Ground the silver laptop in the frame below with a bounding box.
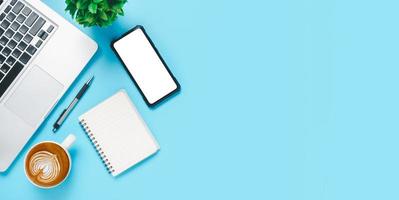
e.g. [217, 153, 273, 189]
[0, 0, 97, 172]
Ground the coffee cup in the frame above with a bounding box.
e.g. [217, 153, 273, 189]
[24, 134, 75, 189]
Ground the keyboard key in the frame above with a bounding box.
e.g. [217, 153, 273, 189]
[25, 12, 38, 27]
[21, 6, 31, 16]
[0, 63, 9, 73]
[11, 48, 21, 58]
[38, 30, 44, 37]
[0, 28, 4, 36]
[0, 37, 7, 46]
[5, 29, 14, 38]
[16, 14, 25, 23]
[6, 12, 15, 21]
[37, 29, 46, 37]
[35, 40, 42, 48]
[0, 72, 4, 80]
[18, 24, 27, 34]
[41, 32, 48, 40]
[13, 32, 22, 41]
[47, 25, 54, 33]
[22, 34, 32, 43]
[11, 27, 20, 35]
[10, 22, 19, 31]
[7, 40, 16, 49]
[5, 56, 15, 66]
[29, 17, 45, 36]
[12, 1, 24, 14]
[4, 5, 11, 13]
[2, 47, 10, 56]
[0, 36, 8, 45]
[1, 20, 10, 29]
[26, 45, 36, 55]
[10, 0, 16, 6]
[17, 41, 26, 50]
[0, 13, 5, 21]
[4, 29, 13, 38]
[19, 52, 30, 64]
[0, 54, 5, 64]
[0, 62, 23, 98]
[38, 30, 48, 40]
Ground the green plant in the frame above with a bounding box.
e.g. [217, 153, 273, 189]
[65, 0, 127, 27]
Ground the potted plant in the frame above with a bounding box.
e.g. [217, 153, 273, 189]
[65, 0, 128, 27]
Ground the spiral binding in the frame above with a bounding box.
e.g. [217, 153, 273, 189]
[79, 119, 116, 174]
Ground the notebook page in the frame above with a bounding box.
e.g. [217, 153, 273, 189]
[79, 90, 160, 176]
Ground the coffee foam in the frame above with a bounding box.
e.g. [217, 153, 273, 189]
[28, 151, 61, 184]
[25, 142, 70, 187]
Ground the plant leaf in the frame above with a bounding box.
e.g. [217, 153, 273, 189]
[88, 3, 97, 14]
[65, 0, 127, 27]
[99, 11, 108, 20]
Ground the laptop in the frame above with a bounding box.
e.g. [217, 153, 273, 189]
[0, 0, 97, 172]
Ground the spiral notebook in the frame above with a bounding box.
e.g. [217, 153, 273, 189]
[79, 90, 160, 177]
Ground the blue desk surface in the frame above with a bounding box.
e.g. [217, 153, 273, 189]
[2, 0, 399, 199]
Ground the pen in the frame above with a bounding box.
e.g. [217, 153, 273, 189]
[52, 76, 94, 132]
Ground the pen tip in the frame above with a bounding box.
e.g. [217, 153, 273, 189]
[52, 128, 57, 133]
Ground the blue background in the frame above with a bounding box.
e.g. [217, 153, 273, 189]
[2, 0, 399, 199]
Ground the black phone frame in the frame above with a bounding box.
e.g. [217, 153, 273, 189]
[111, 25, 181, 107]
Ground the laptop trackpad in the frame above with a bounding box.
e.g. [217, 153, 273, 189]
[5, 66, 63, 126]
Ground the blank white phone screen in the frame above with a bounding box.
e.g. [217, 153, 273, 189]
[113, 28, 178, 105]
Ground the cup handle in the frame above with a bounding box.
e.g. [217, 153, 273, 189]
[61, 134, 76, 150]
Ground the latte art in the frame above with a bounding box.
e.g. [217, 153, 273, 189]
[25, 141, 71, 188]
[28, 151, 61, 183]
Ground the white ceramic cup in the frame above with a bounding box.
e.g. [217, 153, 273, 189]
[24, 134, 76, 189]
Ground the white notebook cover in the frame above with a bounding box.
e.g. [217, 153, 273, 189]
[79, 90, 160, 176]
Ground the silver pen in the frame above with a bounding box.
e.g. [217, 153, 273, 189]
[52, 76, 94, 132]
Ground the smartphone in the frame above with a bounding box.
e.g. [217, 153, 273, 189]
[112, 25, 180, 107]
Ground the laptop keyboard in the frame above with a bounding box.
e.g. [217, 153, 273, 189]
[0, 0, 55, 98]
